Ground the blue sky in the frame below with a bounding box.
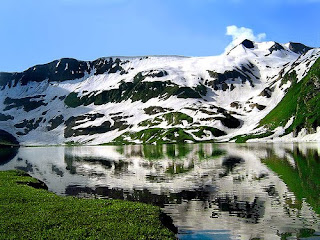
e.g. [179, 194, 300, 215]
[0, 0, 319, 72]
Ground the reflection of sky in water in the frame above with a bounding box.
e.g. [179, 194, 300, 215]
[1, 143, 320, 240]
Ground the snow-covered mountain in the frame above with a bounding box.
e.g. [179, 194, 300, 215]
[0, 39, 319, 146]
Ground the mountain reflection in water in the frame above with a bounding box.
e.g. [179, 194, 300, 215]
[1, 143, 320, 240]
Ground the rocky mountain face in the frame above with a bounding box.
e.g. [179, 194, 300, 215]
[0, 40, 319, 145]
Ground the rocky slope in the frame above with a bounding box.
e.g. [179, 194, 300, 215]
[0, 40, 319, 145]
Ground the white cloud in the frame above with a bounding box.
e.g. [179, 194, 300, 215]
[225, 25, 266, 52]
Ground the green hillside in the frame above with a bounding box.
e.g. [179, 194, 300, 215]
[260, 58, 320, 136]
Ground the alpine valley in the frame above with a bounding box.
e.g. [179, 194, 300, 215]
[0, 39, 319, 146]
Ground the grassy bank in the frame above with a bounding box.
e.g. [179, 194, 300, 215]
[0, 170, 176, 239]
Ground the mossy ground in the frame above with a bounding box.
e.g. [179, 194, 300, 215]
[0, 170, 175, 240]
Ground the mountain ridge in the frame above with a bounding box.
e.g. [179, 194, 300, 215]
[0, 40, 319, 145]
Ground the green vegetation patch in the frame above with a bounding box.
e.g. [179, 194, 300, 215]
[138, 118, 163, 127]
[232, 131, 274, 143]
[138, 112, 193, 127]
[113, 128, 195, 144]
[162, 112, 193, 125]
[14, 118, 43, 136]
[0, 170, 175, 239]
[112, 125, 226, 145]
[64, 92, 80, 108]
[4, 96, 47, 112]
[189, 126, 226, 138]
[65, 72, 207, 108]
[47, 115, 64, 131]
[143, 106, 173, 115]
[260, 58, 320, 136]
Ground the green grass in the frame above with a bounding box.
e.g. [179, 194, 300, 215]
[189, 126, 226, 138]
[0, 170, 176, 240]
[139, 112, 193, 128]
[260, 58, 320, 134]
[162, 112, 193, 125]
[138, 118, 163, 127]
[233, 132, 273, 143]
[259, 72, 300, 130]
[112, 127, 195, 145]
[112, 125, 227, 145]
[233, 58, 320, 143]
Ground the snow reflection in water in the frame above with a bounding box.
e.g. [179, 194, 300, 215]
[1, 143, 320, 240]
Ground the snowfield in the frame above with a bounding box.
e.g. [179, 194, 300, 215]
[0, 40, 319, 145]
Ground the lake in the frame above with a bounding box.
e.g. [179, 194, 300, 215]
[1, 143, 320, 240]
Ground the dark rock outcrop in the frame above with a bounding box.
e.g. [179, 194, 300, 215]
[288, 42, 313, 55]
[0, 129, 19, 147]
[241, 39, 255, 49]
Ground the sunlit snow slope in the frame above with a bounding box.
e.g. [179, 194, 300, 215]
[0, 40, 319, 145]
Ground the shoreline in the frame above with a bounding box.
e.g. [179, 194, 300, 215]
[2, 140, 320, 148]
[0, 170, 177, 239]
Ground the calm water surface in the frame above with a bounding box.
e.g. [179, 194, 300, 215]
[1, 143, 320, 240]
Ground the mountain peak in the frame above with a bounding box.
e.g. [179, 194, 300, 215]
[241, 39, 255, 49]
[288, 42, 313, 54]
[268, 42, 285, 54]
